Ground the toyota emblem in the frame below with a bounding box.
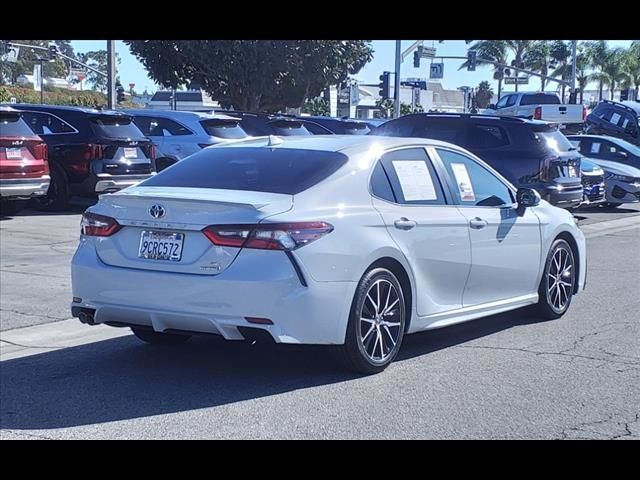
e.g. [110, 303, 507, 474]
[149, 204, 166, 219]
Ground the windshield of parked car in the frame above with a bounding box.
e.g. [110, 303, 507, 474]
[0, 112, 36, 137]
[520, 94, 561, 106]
[89, 115, 146, 139]
[199, 118, 248, 139]
[142, 147, 349, 194]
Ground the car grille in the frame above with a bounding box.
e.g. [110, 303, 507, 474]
[582, 174, 604, 187]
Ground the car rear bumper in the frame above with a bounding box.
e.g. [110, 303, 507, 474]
[71, 242, 356, 345]
[0, 175, 50, 199]
[94, 173, 154, 194]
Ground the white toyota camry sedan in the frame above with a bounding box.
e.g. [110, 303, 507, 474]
[71, 135, 587, 373]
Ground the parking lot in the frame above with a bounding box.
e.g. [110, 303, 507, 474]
[1, 202, 639, 439]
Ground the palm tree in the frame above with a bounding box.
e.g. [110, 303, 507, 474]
[524, 41, 553, 91]
[585, 40, 609, 100]
[460, 40, 509, 100]
[505, 40, 534, 92]
[550, 41, 572, 101]
[622, 41, 640, 95]
[599, 48, 629, 100]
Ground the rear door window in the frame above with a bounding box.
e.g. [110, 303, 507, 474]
[142, 147, 348, 194]
[411, 118, 467, 146]
[378, 148, 446, 205]
[19, 111, 76, 135]
[0, 112, 36, 136]
[467, 124, 509, 149]
[159, 118, 192, 136]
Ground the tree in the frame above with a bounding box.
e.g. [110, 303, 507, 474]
[302, 97, 329, 116]
[474, 80, 493, 108]
[524, 41, 553, 91]
[0, 40, 69, 85]
[585, 40, 609, 101]
[505, 40, 534, 92]
[124, 40, 373, 112]
[622, 41, 640, 95]
[549, 40, 572, 100]
[460, 41, 509, 100]
[599, 48, 629, 100]
[75, 50, 120, 92]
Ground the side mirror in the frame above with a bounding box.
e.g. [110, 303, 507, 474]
[516, 188, 541, 209]
[488, 104, 497, 110]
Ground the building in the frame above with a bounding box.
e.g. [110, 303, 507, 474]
[145, 90, 220, 111]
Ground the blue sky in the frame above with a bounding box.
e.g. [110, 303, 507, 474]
[72, 40, 635, 95]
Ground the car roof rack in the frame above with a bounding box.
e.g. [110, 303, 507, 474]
[408, 112, 530, 124]
[598, 99, 638, 115]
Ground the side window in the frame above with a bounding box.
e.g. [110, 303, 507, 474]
[370, 161, 396, 202]
[587, 140, 603, 156]
[159, 118, 192, 136]
[411, 119, 465, 145]
[467, 124, 509, 149]
[605, 109, 622, 126]
[506, 94, 518, 107]
[378, 148, 446, 205]
[20, 112, 74, 135]
[374, 116, 416, 137]
[496, 95, 509, 109]
[437, 148, 514, 207]
[133, 116, 162, 136]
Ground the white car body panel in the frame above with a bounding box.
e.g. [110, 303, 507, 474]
[71, 136, 587, 345]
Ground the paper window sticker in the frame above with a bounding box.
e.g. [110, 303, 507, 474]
[450, 163, 476, 202]
[590, 142, 601, 154]
[391, 160, 437, 201]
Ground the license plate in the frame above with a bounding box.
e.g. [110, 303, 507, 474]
[6, 148, 22, 159]
[124, 147, 137, 158]
[138, 230, 184, 261]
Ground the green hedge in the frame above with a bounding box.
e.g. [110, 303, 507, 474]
[0, 86, 136, 108]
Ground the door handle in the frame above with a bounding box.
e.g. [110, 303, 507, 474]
[394, 217, 417, 230]
[469, 217, 488, 229]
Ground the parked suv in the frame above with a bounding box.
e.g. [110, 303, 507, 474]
[373, 113, 584, 208]
[8, 105, 156, 210]
[0, 107, 50, 215]
[215, 111, 313, 136]
[585, 100, 640, 146]
[124, 110, 249, 171]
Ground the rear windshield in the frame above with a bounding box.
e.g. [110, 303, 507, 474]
[343, 123, 370, 135]
[90, 115, 146, 139]
[199, 119, 248, 139]
[535, 130, 575, 153]
[520, 94, 561, 106]
[0, 112, 35, 137]
[270, 120, 312, 136]
[142, 147, 349, 194]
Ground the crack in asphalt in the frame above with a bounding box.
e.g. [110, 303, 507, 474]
[560, 413, 640, 440]
[0, 308, 67, 321]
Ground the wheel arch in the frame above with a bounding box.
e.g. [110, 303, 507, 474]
[555, 230, 580, 294]
[366, 257, 414, 333]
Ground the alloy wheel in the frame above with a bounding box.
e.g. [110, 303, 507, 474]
[547, 245, 574, 313]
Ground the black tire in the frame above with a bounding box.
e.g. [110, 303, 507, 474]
[0, 200, 27, 216]
[32, 163, 69, 212]
[603, 202, 622, 208]
[340, 267, 406, 374]
[534, 239, 576, 320]
[131, 326, 191, 346]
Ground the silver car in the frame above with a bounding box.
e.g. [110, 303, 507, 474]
[124, 110, 249, 171]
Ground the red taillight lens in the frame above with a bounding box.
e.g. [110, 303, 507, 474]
[202, 222, 334, 251]
[582, 106, 587, 122]
[81, 212, 121, 237]
[534, 106, 542, 120]
[149, 144, 157, 160]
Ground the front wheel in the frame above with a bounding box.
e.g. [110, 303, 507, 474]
[131, 326, 191, 346]
[340, 268, 406, 374]
[534, 239, 576, 319]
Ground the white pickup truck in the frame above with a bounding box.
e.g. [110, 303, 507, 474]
[486, 92, 586, 134]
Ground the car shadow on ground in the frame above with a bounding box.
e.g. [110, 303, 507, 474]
[0, 199, 95, 221]
[1, 309, 548, 431]
[576, 205, 639, 214]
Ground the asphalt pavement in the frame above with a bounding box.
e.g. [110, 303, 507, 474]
[1, 201, 638, 439]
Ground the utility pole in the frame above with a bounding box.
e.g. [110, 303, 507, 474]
[570, 40, 577, 104]
[394, 40, 401, 118]
[107, 40, 116, 109]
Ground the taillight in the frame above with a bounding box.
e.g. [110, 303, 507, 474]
[149, 144, 157, 160]
[202, 222, 334, 251]
[582, 106, 587, 122]
[83, 144, 104, 161]
[534, 106, 542, 120]
[32, 143, 48, 161]
[81, 212, 121, 237]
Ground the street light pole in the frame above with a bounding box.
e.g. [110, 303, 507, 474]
[394, 40, 401, 119]
[106, 40, 116, 109]
[39, 59, 44, 104]
[570, 40, 577, 104]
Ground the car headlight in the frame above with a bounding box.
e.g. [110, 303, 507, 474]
[605, 173, 636, 183]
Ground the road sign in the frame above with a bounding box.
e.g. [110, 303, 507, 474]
[504, 76, 529, 85]
[1, 46, 20, 63]
[421, 47, 436, 58]
[430, 63, 444, 80]
[69, 67, 87, 77]
[401, 80, 427, 90]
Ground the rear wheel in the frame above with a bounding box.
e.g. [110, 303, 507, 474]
[131, 326, 191, 346]
[534, 239, 576, 320]
[33, 163, 69, 212]
[340, 268, 406, 374]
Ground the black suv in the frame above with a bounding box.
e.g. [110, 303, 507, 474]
[9, 104, 156, 210]
[585, 100, 640, 146]
[373, 113, 583, 208]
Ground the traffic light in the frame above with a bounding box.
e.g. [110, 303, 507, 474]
[413, 50, 420, 68]
[116, 81, 126, 104]
[48, 43, 58, 61]
[467, 50, 477, 71]
[378, 72, 390, 100]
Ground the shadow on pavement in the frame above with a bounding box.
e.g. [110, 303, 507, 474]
[1, 309, 545, 430]
[0, 198, 95, 221]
